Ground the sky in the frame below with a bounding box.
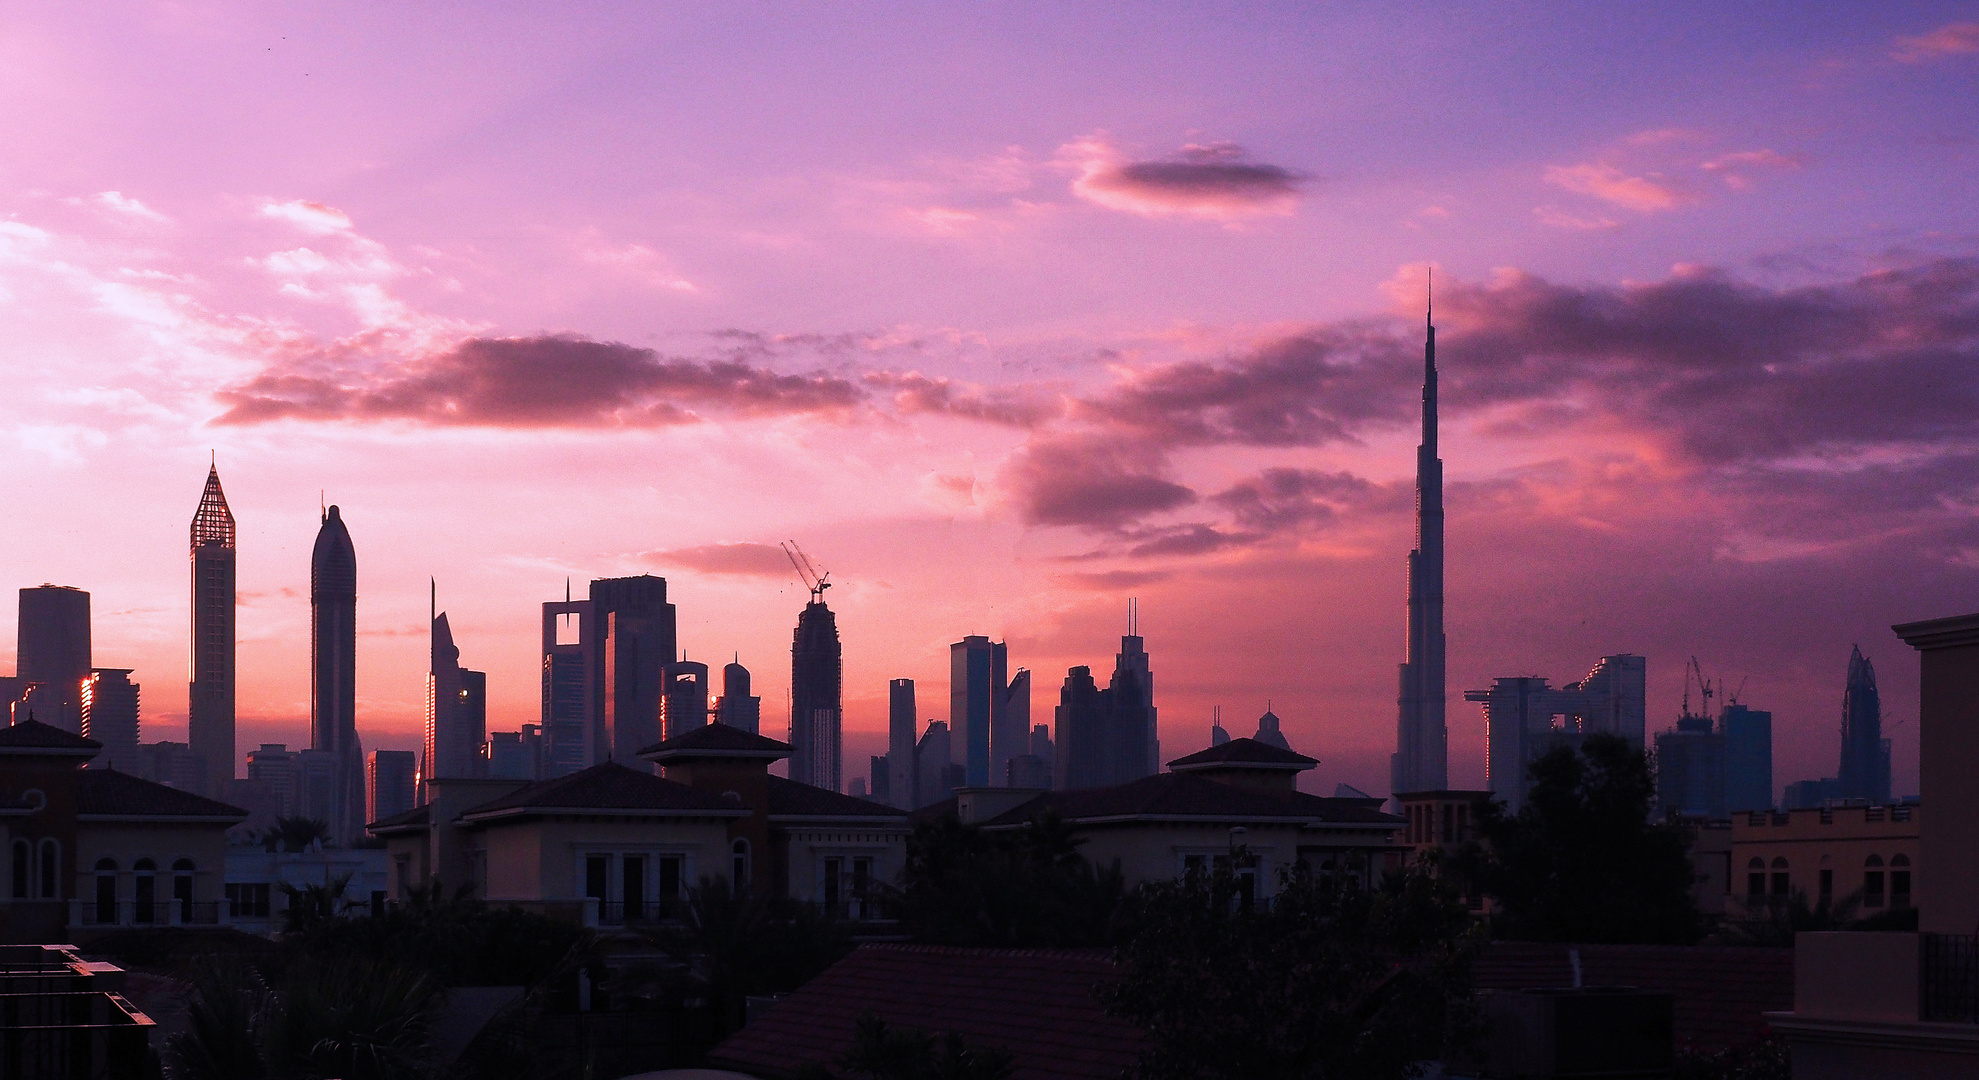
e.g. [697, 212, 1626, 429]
[3, 2, 1977, 799]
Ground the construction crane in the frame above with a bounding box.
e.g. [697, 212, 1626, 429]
[782, 541, 831, 603]
[1682, 656, 1716, 722]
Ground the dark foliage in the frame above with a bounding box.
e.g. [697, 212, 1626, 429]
[164, 954, 443, 1080]
[1711, 889, 1860, 947]
[281, 884, 592, 988]
[260, 816, 332, 853]
[886, 813, 1130, 947]
[1099, 861, 1482, 1080]
[796, 1013, 1016, 1080]
[648, 876, 853, 1035]
[1462, 735, 1702, 944]
[1674, 1036, 1790, 1080]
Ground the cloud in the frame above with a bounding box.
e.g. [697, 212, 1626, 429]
[864, 371, 1058, 427]
[259, 199, 356, 236]
[1063, 136, 1304, 220]
[1005, 436, 1197, 528]
[645, 542, 793, 576]
[1893, 22, 1979, 63]
[1533, 205, 1621, 231]
[1211, 468, 1401, 531]
[1700, 149, 1804, 191]
[1543, 162, 1694, 212]
[1056, 568, 1173, 591]
[212, 334, 865, 427]
[94, 192, 168, 223]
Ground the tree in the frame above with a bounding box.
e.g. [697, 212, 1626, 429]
[1462, 734, 1701, 944]
[164, 954, 442, 1080]
[1099, 862, 1481, 1080]
[648, 876, 851, 1035]
[799, 1013, 1015, 1080]
[886, 813, 1128, 947]
[279, 872, 354, 934]
[261, 816, 332, 853]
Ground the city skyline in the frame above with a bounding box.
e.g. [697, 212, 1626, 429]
[5, 6, 1975, 798]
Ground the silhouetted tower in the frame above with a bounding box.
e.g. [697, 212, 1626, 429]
[81, 668, 140, 767]
[1054, 666, 1105, 790]
[1837, 645, 1890, 803]
[310, 505, 364, 842]
[887, 678, 917, 809]
[188, 464, 236, 794]
[790, 598, 842, 791]
[591, 575, 676, 763]
[661, 659, 710, 740]
[1393, 291, 1450, 796]
[950, 636, 1005, 787]
[1111, 599, 1156, 779]
[716, 658, 762, 734]
[427, 583, 485, 786]
[18, 585, 91, 732]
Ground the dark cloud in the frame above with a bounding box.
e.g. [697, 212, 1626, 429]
[214, 335, 864, 427]
[1057, 569, 1174, 591]
[1071, 140, 1305, 218]
[1006, 437, 1196, 528]
[864, 371, 1058, 427]
[645, 542, 793, 577]
[1211, 468, 1405, 531]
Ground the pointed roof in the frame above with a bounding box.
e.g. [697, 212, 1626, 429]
[766, 775, 907, 820]
[972, 772, 1397, 828]
[1167, 737, 1316, 772]
[639, 721, 792, 762]
[76, 768, 247, 820]
[311, 505, 356, 596]
[191, 464, 236, 548]
[458, 761, 745, 822]
[0, 719, 101, 757]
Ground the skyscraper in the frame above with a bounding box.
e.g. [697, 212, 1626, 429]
[1722, 703, 1774, 812]
[189, 465, 236, 794]
[716, 659, 762, 734]
[17, 585, 91, 732]
[367, 749, 417, 823]
[591, 576, 676, 762]
[1394, 298, 1449, 797]
[997, 668, 1031, 788]
[81, 668, 139, 767]
[427, 585, 486, 785]
[1054, 665, 1104, 790]
[790, 594, 842, 791]
[1111, 606, 1156, 779]
[950, 636, 1006, 788]
[310, 505, 364, 843]
[1469, 654, 1647, 814]
[541, 588, 597, 777]
[1837, 645, 1891, 803]
[888, 678, 917, 809]
[661, 659, 710, 740]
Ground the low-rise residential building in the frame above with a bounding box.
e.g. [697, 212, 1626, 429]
[1729, 803, 1918, 917]
[370, 723, 909, 926]
[221, 845, 391, 935]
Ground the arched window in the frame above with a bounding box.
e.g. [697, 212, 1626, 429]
[10, 840, 27, 900]
[1769, 857, 1789, 898]
[1864, 855, 1887, 908]
[1819, 854, 1834, 900]
[1891, 855, 1912, 908]
[94, 858, 117, 925]
[173, 859, 196, 922]
[732, 839, 750, 892]
[1745, 856, 1765, 899]
[133, 859, 156, 924]
[37, 839, 57, 900]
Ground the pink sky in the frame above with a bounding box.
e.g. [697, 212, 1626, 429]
[4, 4, 1977, 798]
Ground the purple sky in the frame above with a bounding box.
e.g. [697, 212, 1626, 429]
[3, 3, 1976, 797]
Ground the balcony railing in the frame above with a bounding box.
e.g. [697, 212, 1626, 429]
[1923, 934, 1979, 1023]
[68, 900, 227, 929]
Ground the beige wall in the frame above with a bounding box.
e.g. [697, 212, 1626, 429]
[1730, 805, 1918, 917]
[73, 822, 232, 905]
[778, 823, 907, 907]
[1070, 821, 1306, 895]
[474, 816, 731, 903]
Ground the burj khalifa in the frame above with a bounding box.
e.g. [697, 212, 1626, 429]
[1393, 294, 1449, 797]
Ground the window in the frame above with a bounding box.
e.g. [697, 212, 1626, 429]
[1746, 857, 1766, 899]
[1770, 857, 1790, 898]
[1864, 855, 1886, 908]
[729, 841, 746, 892]
[37, 839, 57, 899]
[1441, 804, 1456, 845]
[1892, 855, 1912, 909]
[623, 855, 644, 918]
[393, 854, 411, 897]
[662, 855, 684, 903]
[823, 857, 842, 911]
[1819, 869, 1833, 902]
[1184, 854, 1205, 876]
[1456, 803, 1469, 842]
[94, 859, 117, 925]
[173, 859, 195, 922]
[10, 840, 26, 900]
[134, 859, 156, 924]
[585, 855, 609, 902]
[853, 857, 873, 917]
[225, 883, 271, 918]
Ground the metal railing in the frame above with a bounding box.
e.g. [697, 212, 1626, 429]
[1923, 934, 1979, 1023]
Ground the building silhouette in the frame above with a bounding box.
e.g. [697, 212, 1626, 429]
[1252, 708, 1292, 752]
[661, 659, 710, 741]
[1393, 300, 1450, 799]
[367, 749, 417, 824]
[1468, 654, 1646, 813]
[426, 586, 486, 787]
[482, 732, 533, 780]
[1837, 645, 1890, 804]
[789, 596, 842, 791]
[1054, 666, 1104, 789]
[309, 505, 364, 843]
[887, 678, 917, 809]
[134, 740, 204, 792]
[869, 754, 891, 802]
[1113, 600, 1157, 776]
[591, 576, 676, 763]
[1722, 703, 1774, 813]
[188, 465, 236, 794]
[18, 585, 91, 733]
[540, 588, 597, 778]
[80, 669, 139, 768]
[914, 720, 955, 808]
[950, 637, 1005, 788]
[1029, 722, 1054, 786]
[1656, 713, 1727, 819]
[715, 658, 762, 734]
[999, 668, 1032, 788]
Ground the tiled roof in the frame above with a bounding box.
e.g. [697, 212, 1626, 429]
[1167, 737, 1317, 770]
[638, 722, 792, 760]
[767, 776, 907, 819]
[0, 719, 101, 753]
[76, 769, 247, 818]
[367, 804, 430, 831]
[709, 944, 1144, 1080]
[979, 773, 1401, 827]
[1474, 942, 1793, 1050]
[460, 761, 743, 818]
